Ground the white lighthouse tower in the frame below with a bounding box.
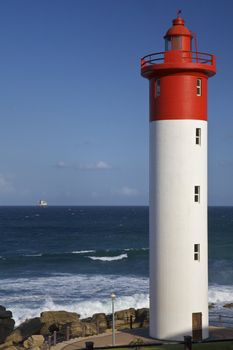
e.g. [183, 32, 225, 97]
[141, 15, 216, 341]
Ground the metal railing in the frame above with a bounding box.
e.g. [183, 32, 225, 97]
[209, 313, 233, 328]
[43, 326, 71, 349]
[141, 51, 214, 67]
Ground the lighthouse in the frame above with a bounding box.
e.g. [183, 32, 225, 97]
[141, 15, 216, 341]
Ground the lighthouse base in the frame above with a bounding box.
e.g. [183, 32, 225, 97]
[149, 316, 209, 341]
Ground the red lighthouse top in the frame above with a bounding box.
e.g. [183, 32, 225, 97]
[141, 15, 216, 121]
[141, 15, 216, 79]
[165, 16, 191, 37]
[164, 15, 192, 52]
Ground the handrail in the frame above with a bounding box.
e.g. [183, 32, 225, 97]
[209, 313, 233, 328]
[141, 51, 214, 67]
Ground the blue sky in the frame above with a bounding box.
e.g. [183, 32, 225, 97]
[0, 0, 232, 205]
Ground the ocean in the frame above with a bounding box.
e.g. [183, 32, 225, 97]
[0, 206, 232, 325]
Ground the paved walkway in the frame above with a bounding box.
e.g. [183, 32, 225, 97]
[51, 326, 233, 350]
[51, 328, 156, 350]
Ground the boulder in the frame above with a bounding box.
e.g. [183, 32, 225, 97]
[40, 311, 80, 335]
[91, 313, 108, 333]
[115, 308, 136, 322]
[81, 317, 92, 323]
[82, 322, 98, 337]
[115, 319, 127, 328]
[61, 321, 84, 338]
[223, 303, 233, 309]
[0, 311, 13, 319]
[0, 341, 13, 349]
[23, 335, 44, 349]
[0, 307, 15, 344]
[6, 317, 42, 344]
[114, 308, 136, 329]
[65, 321, 98, 338]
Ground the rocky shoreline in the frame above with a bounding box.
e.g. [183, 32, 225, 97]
[0, 305, 149, 349]
[1, 302, 233, 349]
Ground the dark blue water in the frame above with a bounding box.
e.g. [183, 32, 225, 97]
[0, 206, 148, 277]
[0, 206, 232, 324]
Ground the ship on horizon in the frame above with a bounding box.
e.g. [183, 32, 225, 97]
[38, 200, 48, 207]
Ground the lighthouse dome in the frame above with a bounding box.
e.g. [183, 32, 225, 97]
[164, 16, 192, 38]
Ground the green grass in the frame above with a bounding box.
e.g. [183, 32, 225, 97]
[101, 343, 233, 350]
[144, 341, 233, 350]
[159, 342, 233, 349]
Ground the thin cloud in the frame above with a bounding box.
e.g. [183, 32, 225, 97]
[54, 160, 112, 171]
[114, 186, 140, 197]
[0, 174, 14, 193]
[55, 161, 69, 168]
[78, 161, 112, 170]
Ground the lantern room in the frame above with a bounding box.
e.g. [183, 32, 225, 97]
[164, 16, 193, 52]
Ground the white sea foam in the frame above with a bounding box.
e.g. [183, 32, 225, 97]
[87, 253, 128, 261]
[24, 254, 42, 257]
[72, 250, 96, 254]
[9, 293, 149, 326]
[2, 272, 233, 327]
[0, 274, 148, 325]
[209, 284, 233, 304]
[124, 248, 148, 252]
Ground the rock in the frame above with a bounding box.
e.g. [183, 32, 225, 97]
[91, 313, 108, 333]
[0, 307, 15, 344]
[62, 321, 84, 338]
[115, 319, 127, 328]
[65, 321, 98, 338]
[6, 317, 42, 344]
[82, 322, 97, 337]
[115, 308, 136, 322]
[23, 335, 44, 349]
[0, 341, 13, 349]
[208, 303, 215, 310]
[114, 308, 136, 329]
[40, 311, 80, 335]
[81, 317, 92, 323]
[0, 311, 13, 319]
[223, 303, 233, 309]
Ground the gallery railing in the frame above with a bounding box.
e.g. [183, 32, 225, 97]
[141, 51, 215, 67]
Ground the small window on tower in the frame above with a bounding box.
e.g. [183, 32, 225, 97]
[194, 244, 200, 261]
[194, 186, 200, 203]
[165, 37, 171, 51]
[156, 79, 161, 97]
[197, 79, 202, 96]
[196, 128, 201, 145]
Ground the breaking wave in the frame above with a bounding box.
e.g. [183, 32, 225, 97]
[72, 250, 96, 254]
[0, 274, 149, 325]
[87, 253, 128, 261]
[209, 284, 233, 304]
